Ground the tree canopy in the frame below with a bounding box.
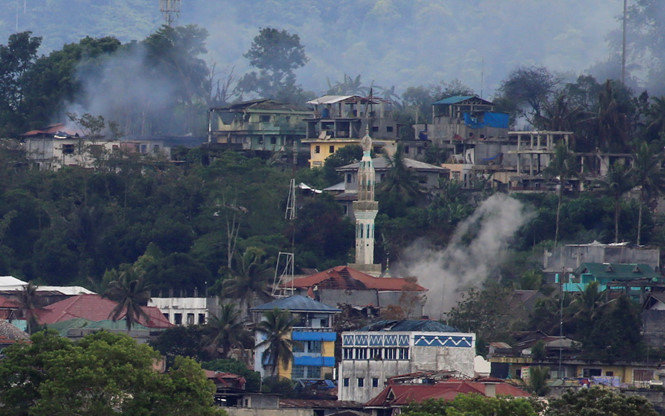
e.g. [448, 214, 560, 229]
[0, 330, 225, 416]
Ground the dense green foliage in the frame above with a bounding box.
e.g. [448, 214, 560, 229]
[0, 330, 225, 416]
[400, 389, 660, 416]
[402, 395, 540, 416]
[545, 387, 658, 416]
[0, 149, 357, 292]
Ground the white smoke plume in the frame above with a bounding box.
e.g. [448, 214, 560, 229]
[392, 193, 533, 319]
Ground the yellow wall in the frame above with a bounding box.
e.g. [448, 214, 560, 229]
[278, 330, 294, 379]
[307, 140, 355, 167]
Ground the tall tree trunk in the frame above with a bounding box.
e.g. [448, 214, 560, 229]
[554, 186, 562, 247]
[614, 200, 620, 243]
[637, 200, 643, 246]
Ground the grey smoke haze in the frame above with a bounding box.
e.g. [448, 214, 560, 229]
[65, 44, 179, 135]
[3, 0, 645, 99]
[392, 194, 533, 319]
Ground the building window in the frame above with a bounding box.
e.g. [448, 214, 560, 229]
[343, 378, 350, 387]
[293, 342, 305, 352]
[198, 313, 206, 324]
[307, 341, 322, 353]
[153, 145, 160, 153]
[140, 144, 147, 153]
[315, 145, 320, 154]
[163, 313, 169, 321]
[404, 146, 410, 154]
[292, 365, 305, 379]
[387, 126, 394, 132]
[346, 173, 352, 183]
[174, 313, 182, 325]
[372, 126, 379, 132]
[385, 348, 397, 360]
[357, 378, 364, 387]
[307, 366, 321, 379]
[260, 115, 270, 122]
[343, 348, 353, 360]
[583, 368, 602, 378]
[355, 348, 367, 360]
[62, 144, 75, 154]
[370, 348, 382, 360]
[270, 137, 277, 144]
[329, 145, 335, 153]
[399, 348, 409, 360]
[186, 313, 195, 325]
[372, 378, 379, 387]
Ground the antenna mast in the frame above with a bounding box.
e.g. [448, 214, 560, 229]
[159, 0, 181, 27]
[272, 179, 297, 297]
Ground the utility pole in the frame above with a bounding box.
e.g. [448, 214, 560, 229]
[621, 0, 627, 85]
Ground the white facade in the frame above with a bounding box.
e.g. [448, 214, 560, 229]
[148, 297, 216, 326]
[338, 330, 476, 403]
[24, 137, 119, 170]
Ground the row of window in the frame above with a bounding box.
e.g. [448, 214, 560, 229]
[291, 365, 321, 379]
[314, 145, 335, 154]
[292, 340, 322, 353]
[343, 377, 381, 388]
[342, 347, 409, 360]
[162, 312, 206, 325]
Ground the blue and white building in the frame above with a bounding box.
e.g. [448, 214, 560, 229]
[338, 320, 476, 403]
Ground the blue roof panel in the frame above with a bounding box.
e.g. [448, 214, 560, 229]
[251, 295, 340, 313]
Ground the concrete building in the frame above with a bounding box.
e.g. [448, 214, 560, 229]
[207, 99, 312, 165]
[544, 241, 660, 274]
[302, 95, 402, 168]
[251, 296, 340, 380]
[148, 294, 219, 326]
[283, 266, 427, 318]
[338, 320, 475, 403]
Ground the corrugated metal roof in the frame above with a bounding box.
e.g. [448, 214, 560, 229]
[251, 295, 340, 313]
[432, 95, 495, 106]
[574, 262, 662, 280]
[359, 320, 457, 332]
[337, 157, 448, 172]
[307, 95, 356, 105]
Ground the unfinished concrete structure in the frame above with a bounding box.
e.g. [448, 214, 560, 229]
[302, 95, 406, 167]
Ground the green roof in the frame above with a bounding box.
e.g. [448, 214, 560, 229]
[46, 318, 150, 336]
[574, 263, 662, 281]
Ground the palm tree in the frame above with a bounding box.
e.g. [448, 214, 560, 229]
[595, 161, 635, 243]
[221, 247, 274, 317]
[17, 281, 40, 334]
[204, 303, 249, 358]
[378, 145, 421, 216]
[632, 141, 665, 245]
[104, 268, 151, 331]
[255, 308, 298, 376]
[543, 143, 579, 247]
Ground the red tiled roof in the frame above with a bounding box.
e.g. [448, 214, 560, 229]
[286, 266, 426, 292]
[365, 381, 530, 407]
[34, 294, 172, 328]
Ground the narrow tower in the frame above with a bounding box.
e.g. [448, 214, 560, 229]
[349, 131, 381, 276]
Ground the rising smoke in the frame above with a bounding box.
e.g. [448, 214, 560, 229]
[392, 194, 533, 319]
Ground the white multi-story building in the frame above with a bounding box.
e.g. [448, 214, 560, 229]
[338, 320, 476, 403]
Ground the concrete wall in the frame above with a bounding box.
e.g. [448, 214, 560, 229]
[339, 331, 475, 403]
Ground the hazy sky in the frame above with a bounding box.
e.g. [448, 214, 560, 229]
[4, 1, 626, 98]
